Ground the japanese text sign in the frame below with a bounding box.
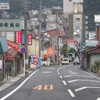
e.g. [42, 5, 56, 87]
[0, 19, 21, 31]
[15, 31, 21, 43]
[28, 34, 32, 45]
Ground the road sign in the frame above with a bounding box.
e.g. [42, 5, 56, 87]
[21, 47, 26, 53]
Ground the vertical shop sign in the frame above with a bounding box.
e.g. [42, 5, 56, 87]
[28, 34, 32, 45]
[21, 34, 25, 44]
[15, 31, 21, 43]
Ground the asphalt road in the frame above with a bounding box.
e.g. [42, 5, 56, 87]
[0, 65, 100, 100]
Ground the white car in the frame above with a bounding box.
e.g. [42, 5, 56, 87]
[41, 58, 47, 67]
[62, 58, 69, 65]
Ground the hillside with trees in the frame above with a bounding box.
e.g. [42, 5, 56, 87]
[1, 0, 100, 31]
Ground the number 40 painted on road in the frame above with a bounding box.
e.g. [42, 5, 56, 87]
[33, 84, 53, 90]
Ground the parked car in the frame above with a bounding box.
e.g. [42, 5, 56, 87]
[73, 57, 79, 65]
[41, 58, 47, 67]
[62, 58, 69, 65]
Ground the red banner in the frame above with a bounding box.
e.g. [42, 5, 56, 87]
[28, 34, 32, 45]
[15, 31, 21, 43]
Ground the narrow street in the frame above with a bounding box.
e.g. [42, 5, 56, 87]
[0, 65, 100, 100]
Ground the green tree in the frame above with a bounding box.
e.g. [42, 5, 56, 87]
[69, 48, 78, 56]
[61, 44, 69, 55]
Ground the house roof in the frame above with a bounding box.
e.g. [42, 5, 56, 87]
[59, 28, 66, 37]
[46, 28, 65, 38]
[64, 39, 78, 45]
[5, 40, 22, 61]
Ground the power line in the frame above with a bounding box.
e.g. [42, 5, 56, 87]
[9, 0, 24, 14]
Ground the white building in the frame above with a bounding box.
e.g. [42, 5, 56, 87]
[63, 0, 85, 43]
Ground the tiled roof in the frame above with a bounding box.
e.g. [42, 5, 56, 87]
[46, 28, 65, 38]
[5, 40, 22, 61]
[59, 28, 66, 37]
[64, 39, 78, 45]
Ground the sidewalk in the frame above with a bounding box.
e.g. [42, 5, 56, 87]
[0, 70, 33, 92]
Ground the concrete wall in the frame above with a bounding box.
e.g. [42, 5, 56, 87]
[63, 0, 73, 14]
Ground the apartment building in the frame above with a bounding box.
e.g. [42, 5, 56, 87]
[63, 0, 85, 43]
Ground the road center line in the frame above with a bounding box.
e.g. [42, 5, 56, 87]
[62, 80, 67, 85]
[0, 69, 39, 100]
[68, 89, 75, 97]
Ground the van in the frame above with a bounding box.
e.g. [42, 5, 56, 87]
[62, 58, 69, 65]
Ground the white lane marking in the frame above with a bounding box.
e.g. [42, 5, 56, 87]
[10, 80, 16, 82]
[69, 71, 71, 73]
[68, 89, 75, 97]
[62, 80, 67, 85]
[64, 75, 72, 78]
[68, 79, 100, 83]
[75, 86, 100, 92]
[41, 71, 52, 73]
[58, 72, 60, 75]
[47, 68, 54, 69]
[64, 75, 94, 78]
[60, 75, 62, 78]
[0, 69, 39, 100]
[4, 84, 10, 86]
[75, 87, 87, 92]
[57, 65, 71, 74]
[97, 98, 100, 100]
[68, 80, 77, 83]
[75, 68, 100, 79]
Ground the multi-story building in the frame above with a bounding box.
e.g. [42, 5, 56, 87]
[46, 11, 62, 31]
[63, 0, 85, 43]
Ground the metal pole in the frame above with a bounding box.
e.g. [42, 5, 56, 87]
[39, 0, 42, 65]
[56, 12, 59, 65]
[35, 39, 36, 55]
[23, 53, 25, 76]
[24, 0, 28, 77]
[42, 35, 45, 58]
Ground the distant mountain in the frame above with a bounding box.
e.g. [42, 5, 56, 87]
[2, 0, 100, 31]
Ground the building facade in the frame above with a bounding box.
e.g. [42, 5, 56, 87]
[63, 0, 85, 43]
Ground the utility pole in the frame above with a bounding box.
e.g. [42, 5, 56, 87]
[65, 18, 68, 57]
[24, 0, 28, 77]
[56, 12, 59, 65]
[80, 30, 83, 69]
[39, 0, 42, 61]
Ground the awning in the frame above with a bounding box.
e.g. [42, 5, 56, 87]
[44, 47, 55, 58]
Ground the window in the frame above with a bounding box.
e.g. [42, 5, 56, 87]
[76, 18, 80, 21]
[76, 26, 80, 30]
